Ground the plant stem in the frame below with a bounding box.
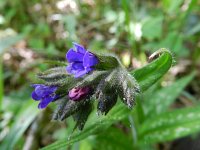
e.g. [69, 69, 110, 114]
[128, 115, 137, 145]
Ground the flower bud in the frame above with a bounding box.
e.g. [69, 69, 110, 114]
[69, 87, 92, 101]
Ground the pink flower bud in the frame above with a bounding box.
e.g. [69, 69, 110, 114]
[69, 87, 91, 101]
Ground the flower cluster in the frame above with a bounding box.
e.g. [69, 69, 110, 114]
[31, 42, 139, 130]
[32, 43, 98, 109]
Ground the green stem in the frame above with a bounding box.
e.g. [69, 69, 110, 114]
[128, 115, 137, 144]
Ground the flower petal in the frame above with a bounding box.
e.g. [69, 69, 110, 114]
[66, 64, 73, 74]
[74, 69, 88, 78]
[83, 51, 99, 67]
[67, 62, 86, 76]
[66, 48, 84, 63]
[38, 95, 55, 109]
[31, 84, 42, 88]
[73, 42, 86, 54]
[35, 85, 57, 97]
[31, 91, 41, 101]
[71, 62, 84, 71]
[74, 67, 92, 78]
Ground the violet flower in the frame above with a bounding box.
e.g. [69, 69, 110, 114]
[31, 84, 58, 109]
[66, 43, 99, 78]
[69, 87, 91, 101]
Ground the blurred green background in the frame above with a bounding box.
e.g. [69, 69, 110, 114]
[0, 0, 200, 150]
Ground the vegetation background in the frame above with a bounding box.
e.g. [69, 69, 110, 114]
[0, 0, 200, 150]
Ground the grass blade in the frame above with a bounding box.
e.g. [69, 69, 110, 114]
[0, 100, 40, 150]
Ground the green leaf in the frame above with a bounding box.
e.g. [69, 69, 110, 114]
[144, 72, 195, 117]
[37, 67, 69, 84]
[131, 48, 173, 92]
[41, 49, 173, 150]
[96, 54, 120, 70]
[79, 138, 93, 150]
[93, 127, 133, 150]
[138, 105, 200, 144]
[0, 100, 40, 150]
[44, 60, 68, 66]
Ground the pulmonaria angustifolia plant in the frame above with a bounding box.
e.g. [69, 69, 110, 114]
[31, 42, 140, 130]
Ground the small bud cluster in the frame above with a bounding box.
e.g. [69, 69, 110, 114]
[31, 42, 140, 130]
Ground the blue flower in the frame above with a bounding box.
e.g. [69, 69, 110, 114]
[31, 84, 58, 109]
[66, 43, 99, 78]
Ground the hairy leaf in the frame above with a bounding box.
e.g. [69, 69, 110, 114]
[131, 48, 173, 91]
[73, 101, 93, 130]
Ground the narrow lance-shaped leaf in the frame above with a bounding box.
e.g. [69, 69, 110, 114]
[138, 105, 200, 144]
[72, 101, 93, 130]
[144, 72, 195, 118]
[37, 67, 71, 85]
[131, 48, 173, 92]
[37, 67, 68, 80]
[44, 60, 68, 66]
[41, 49, 173, 150]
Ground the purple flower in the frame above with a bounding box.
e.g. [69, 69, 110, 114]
[66, 43, 99, 78]
[31, 84, 58, 109]
[69, 87, 91, 101]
